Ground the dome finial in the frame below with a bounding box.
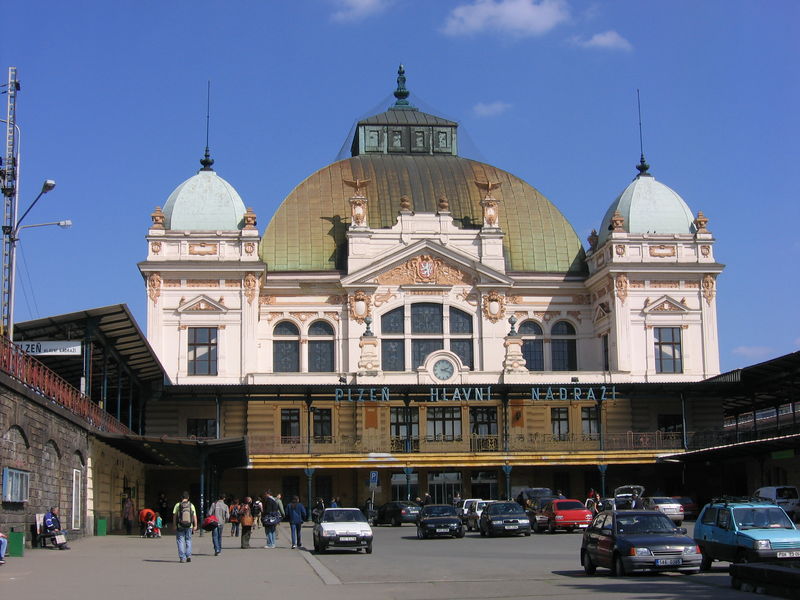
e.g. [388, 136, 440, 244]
[393, 64, 412, 108]
[635, 89, 651, 177]
[200, 80, 215, 171]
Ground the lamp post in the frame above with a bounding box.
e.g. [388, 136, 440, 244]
[2, 179, 69, 340]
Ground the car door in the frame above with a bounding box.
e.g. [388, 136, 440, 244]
[714, 508, 739, 561]
[584, 514, 605, 563]
[595, 514, 615, 568]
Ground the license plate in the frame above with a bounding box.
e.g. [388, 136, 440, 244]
[655, 559, 682, 566]
[504, 525, 518, 529]
[578, 524, 588, 528]
[339, 536, 356, 542]
[777, 551, 800, 558]
[436, 528, 449, 533]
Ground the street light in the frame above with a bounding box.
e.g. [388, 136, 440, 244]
[3, 179, 70, 340]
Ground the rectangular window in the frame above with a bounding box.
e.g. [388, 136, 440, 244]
[602, 334, 610, 371]
[469, 407, 498, 435]
[187, 418, 217, 438]
[390, 407, 419, 438]
[450, 339, 473, 369]
[281, 409, 300, 442]
[581, 406, 599, 436]
[308, 340, 334, 372]
[411, 304, 443, 334]
[412, 339, 443, 368]
[523, 339, 544, 371]
[654, 327, 683, 373]
[273, 340, 299, 372]
[552, 339, 577, 371]
[2, 467, 30, 502]
[426, 407, 462, 441]
[657, 414, 683, 433]
[313, 408, 332, 442]
[188, 327, 218, 375]
[71, 469, 82, 530]
[382, 340, 405, 371]
[551, 407, 569, 440]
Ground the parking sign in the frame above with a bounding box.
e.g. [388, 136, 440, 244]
[369, 471, 379, 488]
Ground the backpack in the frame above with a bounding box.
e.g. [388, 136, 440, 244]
[178, 500, 193, 528]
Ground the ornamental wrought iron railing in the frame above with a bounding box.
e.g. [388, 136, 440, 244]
[0, 337, 131, 434]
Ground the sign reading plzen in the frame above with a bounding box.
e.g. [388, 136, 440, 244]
[15, 340, 82, 356]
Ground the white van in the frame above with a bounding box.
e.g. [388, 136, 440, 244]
[754, 485, 800, 519]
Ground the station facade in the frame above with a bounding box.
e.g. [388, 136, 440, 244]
[139, 68, 725, 505]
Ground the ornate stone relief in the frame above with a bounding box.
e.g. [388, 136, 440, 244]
[457, 291, 480, 306]
[244, 242, 256, 255]
[326, 295, 347, 305]
[184, 300, 217, 311]
[702, 274, 716, 305]
[700, 245, 711, 257]
[187, 280, 219, 288]
[572, 295, 591, 305]
[614, 273, 629, 304]
[534, 311, 560, 322]
[244, 273, 259, 304]
[651, 281, 680, 288]
[148, 273, 161, 303]
[610, 210, 625, 232]
[476, 179, 503, 228]
[651, 301, 682, 312]
[694, 211, 710, 234]
[225, 280, 241, 288]
[290, 312, 318, 322]
[506, 295, 522, 304]
[615, 244, 626, 256]
[373, 291, 396, 307]
[150, 206, 165, 230]
[259, 295, 276, 305]
[649, 245, 676, 258]
[243, 207, 257, 230]
[348, 290, 372, 324]
[324, 311, 341, 322]
[629, 280, 645, 289]
[567, 310, 583, 323]
[163, 279, 181, 287]
[150, 241, 162, 255]
[482, 290, 506, 323]
[188, 243, 218, 256]
[376, 255, 474, 286]
[685, 281, 700, 289]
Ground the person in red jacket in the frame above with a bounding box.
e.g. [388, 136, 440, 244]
[138, 507, 155, 537]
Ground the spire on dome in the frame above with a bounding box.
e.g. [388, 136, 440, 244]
[635, 89, 651, 178]
[392, 64, 415, 109]
[200, 80, 215, 171]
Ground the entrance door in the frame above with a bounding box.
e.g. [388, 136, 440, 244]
[471, 470, 498, 500]
[428, 471, 462, 504]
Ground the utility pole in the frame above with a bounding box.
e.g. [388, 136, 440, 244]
[1, 67, 20, 338]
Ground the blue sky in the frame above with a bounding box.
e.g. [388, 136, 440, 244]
[2, 0, 798, 372]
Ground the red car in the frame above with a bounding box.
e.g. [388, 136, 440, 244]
[541, 499, 593, 533]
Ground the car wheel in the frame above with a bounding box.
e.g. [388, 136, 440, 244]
[479, 524, 486, 537]
[676, 521, 682, 527]
[313, 537, 319, 552]
[466, 522, 472, 532]
[548, 522, 555, 534]
[582, 551, 597, 576]
[365, 542, 373, 554]
[456, 528, 465, 539]
[700, 550, 712, 571]
[392, 516, 401, 527]
[613, 554, 627, 577]
[524, 530, 531, 537]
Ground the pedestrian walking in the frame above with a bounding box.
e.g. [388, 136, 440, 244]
[207, 494, 229, 556]
[122, 494, 136, 535]
[286, 495, 307, 549]
[262, 490, 281, 548]
[229, 498, 241, 537]
[240, 497, 254, 548]
[172, 491, 197, 563]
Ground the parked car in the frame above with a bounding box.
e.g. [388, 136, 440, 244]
[464, 500, 491, 531]
[459, 498, 483, 522]
[643, 497, 684, 525]
[478, 501, 531, 537]
[516, 487, 554, 507]
[755, 486, 800, 520]
[526, 495, 562, 531]
[672, 496, 699, 520]
[541, 499, 593, 533]
[375, 501, 420, 526]
[312, 507, 373, 554]
[694, 498, 800, 569]
[613, 485, 645, 510]
[581, 510, 701, 576]
[416, 504, 465, 539]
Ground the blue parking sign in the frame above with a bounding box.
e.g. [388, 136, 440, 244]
[369, 471, 379, 487]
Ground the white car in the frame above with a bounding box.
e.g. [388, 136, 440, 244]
[643, 496, 684, 525]
[755, 486, 800, 519]
[460, 498, 483, 522]
[312, 508, 373, 554]
[465, 500, 492, 531]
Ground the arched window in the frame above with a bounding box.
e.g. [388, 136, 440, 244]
[519, 320, 544, 371]
[551, 320, 577, 371]
[308, 321, 335, 372]
[380, 304, 475, 371]
[273, 321, 300, 372]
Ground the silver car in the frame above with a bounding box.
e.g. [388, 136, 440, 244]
[644, 497, 684, 525]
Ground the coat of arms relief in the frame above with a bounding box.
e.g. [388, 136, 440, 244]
[375, 255, 475, 286]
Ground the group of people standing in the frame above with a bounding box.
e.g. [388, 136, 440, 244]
[172, 490, 310, 563]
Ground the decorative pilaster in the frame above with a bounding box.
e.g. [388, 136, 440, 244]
[357, 317, 380, 376]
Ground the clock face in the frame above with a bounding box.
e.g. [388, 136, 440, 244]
[433, 359, 455, 380]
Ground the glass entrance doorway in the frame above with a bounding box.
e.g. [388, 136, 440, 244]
[470, 470, 499, 500]
[428, 471, 462, 504]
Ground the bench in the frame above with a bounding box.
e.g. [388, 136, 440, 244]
[33, 514, 59, 548]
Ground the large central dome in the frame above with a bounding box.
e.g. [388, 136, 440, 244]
[260, 67, 586, 274]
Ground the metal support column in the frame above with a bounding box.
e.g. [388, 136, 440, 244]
[304, 468, 315, 513]
[502, 465, 512, 501]
[680, 392, 688, 451]
[403, 467, 413, 502]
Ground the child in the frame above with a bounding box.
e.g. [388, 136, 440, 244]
[154, 512, 163, 537]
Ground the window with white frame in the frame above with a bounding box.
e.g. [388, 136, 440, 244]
[520, 320, 544, 370]
[2, 467, 30, 502]
[308, 321, 335, 372]
[551, 321, 577, 371]
[188, 327, 218, 375]
[71, 468, 82, 529]
[551, 407, 569, 440]
[273, 321, 300, 372]
[380, 303, 474, 371]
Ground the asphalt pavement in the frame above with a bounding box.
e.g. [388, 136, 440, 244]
[0, 522, 782, 600]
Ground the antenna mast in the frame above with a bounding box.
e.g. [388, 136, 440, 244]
[1, 66, 20, 337]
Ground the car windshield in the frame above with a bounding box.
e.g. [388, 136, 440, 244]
[777, 488, 799, 500]
[488, 502, 524, 514]
[322, 510, 367, 523]
[650, 497, 676, 504]
[423, 505, 457, 517]
[733, 507, 794, 529]
[615, 514, 675, 534]
[476, 502, 488, 510]
[556, 501, 585, 510]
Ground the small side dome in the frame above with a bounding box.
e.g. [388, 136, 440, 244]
[162, 161, 246, 231]
[598, 167, 695, 245]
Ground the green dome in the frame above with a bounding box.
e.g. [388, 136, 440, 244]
[163, 169, 246, 231]
[260, 154, 586, 273]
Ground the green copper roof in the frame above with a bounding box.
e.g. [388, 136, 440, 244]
[260, 154, 586, 273]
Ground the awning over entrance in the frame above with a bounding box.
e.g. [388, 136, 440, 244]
[660, 432, 800, 463]
[96, 433, 249, 470]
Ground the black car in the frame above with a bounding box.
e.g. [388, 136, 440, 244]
[416, 504, 465, 539]
[581, 510, 701, 576]
[376, 501, 420, 526]
[479, 501, 532, 536]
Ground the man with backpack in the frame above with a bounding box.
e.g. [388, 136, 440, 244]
[172, 491, 197, 563]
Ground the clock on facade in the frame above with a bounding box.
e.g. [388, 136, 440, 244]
[432, 358, 455, 381]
